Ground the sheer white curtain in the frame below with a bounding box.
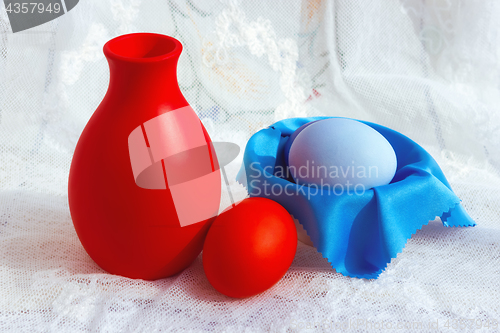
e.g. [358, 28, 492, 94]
[1, 0, 499, 331]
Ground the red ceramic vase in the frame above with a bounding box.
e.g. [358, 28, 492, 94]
[69, 33, 221, 280]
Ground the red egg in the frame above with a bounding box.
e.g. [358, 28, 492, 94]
[203, 197, 297, 298]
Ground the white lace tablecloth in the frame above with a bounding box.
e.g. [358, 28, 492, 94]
[1, 0, 499, 331]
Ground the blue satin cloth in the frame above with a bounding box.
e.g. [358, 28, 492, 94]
[236, 117, 475, 279]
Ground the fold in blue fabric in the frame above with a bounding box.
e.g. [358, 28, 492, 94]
[236, 117, 476, 279]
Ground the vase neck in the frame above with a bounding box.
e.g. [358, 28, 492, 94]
[103, 33, 186, 106]
[106, 59, 182, 101]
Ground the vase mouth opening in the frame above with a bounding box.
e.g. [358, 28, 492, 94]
[104, 33, 182, 63]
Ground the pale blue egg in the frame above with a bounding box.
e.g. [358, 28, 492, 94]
[288, 118, 397, 191]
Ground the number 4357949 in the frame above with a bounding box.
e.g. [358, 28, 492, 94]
[5, 2, 61, 14]
[443, 318, 498, 330]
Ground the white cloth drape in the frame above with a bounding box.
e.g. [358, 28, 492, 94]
[1, 0, 499, 331]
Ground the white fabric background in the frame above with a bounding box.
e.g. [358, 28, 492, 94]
[1, 0, 499, 332]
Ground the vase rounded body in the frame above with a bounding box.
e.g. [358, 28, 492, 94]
[69, 33, 221, 280]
